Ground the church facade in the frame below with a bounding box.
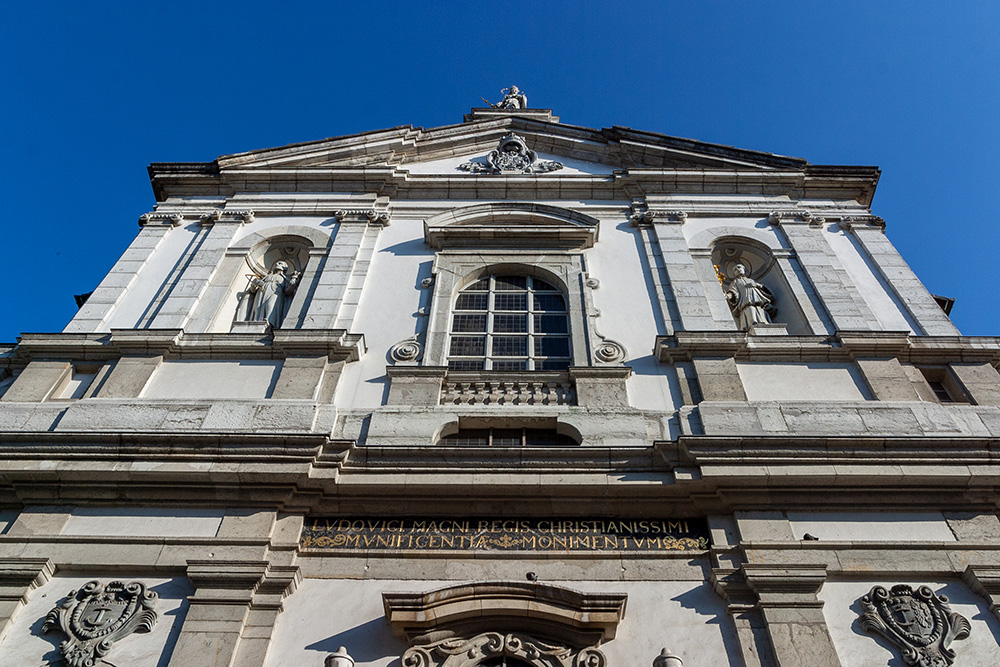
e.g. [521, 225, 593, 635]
[1, 95, 1000, 667]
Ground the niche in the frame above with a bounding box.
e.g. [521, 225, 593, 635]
[711, 239, 809, 334]
[233, 238, 311, 330]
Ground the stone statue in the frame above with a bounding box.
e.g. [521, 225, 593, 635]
[492, 85, 527, 109]
[724, 264, 777, 330]
[246, 260, 300, 328]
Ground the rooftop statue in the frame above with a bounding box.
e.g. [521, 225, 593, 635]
[724, 263, 777, 330]
[482, 85, 527, 110]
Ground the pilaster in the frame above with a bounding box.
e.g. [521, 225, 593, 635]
[96, 355, 163, 398]
[950, 362, 1000, 406]
[963, 565, 1000, 624]
[692, 357, 747, 401]
[841, 216, 959, 335]
[743, 564, 841, 667]
[168, 560, 268, 667]
[151, 219, 245, 330]
[0, 558, 54, 643]
[769, 213, 879, 331]
[0, 360, 70, 402]
[231, 566, 300, 667]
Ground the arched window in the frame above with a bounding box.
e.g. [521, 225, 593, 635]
[448, 275, 571, 371]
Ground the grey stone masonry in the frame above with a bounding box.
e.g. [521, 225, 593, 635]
[770, 216, 880, 331]
[96, 355, 162, 398]
[0, 558, 53, 644]
[0, 361, 70, 402]
[743, 564, 841, 667]
[645, 213, 727, 332]
[167, 560, 268, 667]
[692, 357, 747, 401]
[63, 219, 175, 333]
[270, 356, 329, 400]
[964, 565, 1000, 625]
[843, 217, 960, 335]
[231, 566, 300, 667]
[333, 221, 382, 330]
[951, 362, 1000, 406]
[855, 357, 922, 401]
[302, 222, 373, 330]
[151, 220, 244, 330]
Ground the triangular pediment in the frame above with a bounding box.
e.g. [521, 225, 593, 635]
[212, 114, 808, 173]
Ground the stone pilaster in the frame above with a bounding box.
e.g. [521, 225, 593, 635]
[63, 216, 177, 333]
[0, 558, 53, 643]
[151, 220, 245, 330]
[769, 213, 880, 331]
[168, 560, 268, 667]
[231, 566, 300, 667]
[303, 218, 383, 331]
[96, 355, 163, 398]
[963, 565, 1000, 624]
[743, 564, 841, 667]
[855, 357, 921, 401]
[692, 357, 747, 401]
[841, 216, 959, 335]
[711, 568, 778, 667]
[772, 249, 834, 335]
[270, 356, 329, 400]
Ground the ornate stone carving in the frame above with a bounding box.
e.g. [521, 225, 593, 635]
[402, 631, 606, 667]
[334, 209, 390, 225]
[585, 277, 600, 289]
[43, 580, 158, 667]
[594, 340, 627, 364]
[458, 133, 563, 174]
[858, 584, 971, 667]
[628, 210, 686, 226]
[441, 377, 575, 406]
[390, 338, 423, 364]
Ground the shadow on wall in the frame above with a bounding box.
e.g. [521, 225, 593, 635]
[672, 586, 745, 667]
[306, 616, 409, 666]
[848, 595, 906, 667]
[617, 220, 671, 335]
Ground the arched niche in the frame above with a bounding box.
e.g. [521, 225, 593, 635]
[383, 581, 625, 667]
[707, 236, 811, 335]
[205, 227, 332, 333]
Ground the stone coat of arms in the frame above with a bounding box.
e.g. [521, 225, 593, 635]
[858, 584, 970, 667]
[458, 132, 563, 174]
[42, 580, 158, 667]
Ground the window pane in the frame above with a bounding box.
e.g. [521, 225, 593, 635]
[452, 313, 487, 332]
[455, 293, 488, 311]
[525, 429, 577, 446]
[492, 336, 527, 356]
[492, 359, 527, 371]
[537, 359, 571, 371]
[448, 359, 484, 371]
[533, 294, 566, 311]
[465, 278, 489, 291]
[492, 429, 522, 447]
[494, 293, 527, 311]
[494, 276, 527, 290]
[450, 336, 485, 356]
[532, 278, 558, 291]
[443, 429, 490, 447]
[493, 313, 527, 333]
[534, 337, 570, 357]
[534, 314, 568, 333]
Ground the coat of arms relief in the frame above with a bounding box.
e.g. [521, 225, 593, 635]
[42, 580, 158, 667]
[858, 584, 970, 667]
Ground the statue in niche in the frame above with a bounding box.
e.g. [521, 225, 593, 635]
[243, 260, 301, 328]
[483, 85, 527, 109]
[724, 263, 777, 330]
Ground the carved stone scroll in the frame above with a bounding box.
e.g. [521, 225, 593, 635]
[459, 133, 563, 174]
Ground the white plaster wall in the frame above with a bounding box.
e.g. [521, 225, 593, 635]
[402, 152, 614, 175]
[103, 221, 203, 330]
[61, 507, 224, 537]
[824, 223, 918, 333]
[586, 212, 677, 412]
[737, 362, 871, 401]
[0, 575, 191, 666]
[265, 579, 737, 667]
[335, 217, 435, 410]
[820, 579, 1000, 666]
[142, 360, 281, 399]
[786, 512, 956, 542]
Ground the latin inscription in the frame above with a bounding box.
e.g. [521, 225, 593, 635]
[301, 517, 710, 552]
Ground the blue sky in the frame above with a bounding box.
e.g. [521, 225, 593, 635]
[2, 2, 997, 340]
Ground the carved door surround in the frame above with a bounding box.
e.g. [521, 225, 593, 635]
[383, 581, 627, 667]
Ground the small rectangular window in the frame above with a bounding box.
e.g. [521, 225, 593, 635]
[493, 314, 527, 333]
[533, 294, 566, 311]
[450, 336, 486, 356]
[455, 294, 488, 311]
[494, 293, 527, 311]
[452, 314, 487, 332]
[492, 337, 528, 356]
[917, 367, 967, 404]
